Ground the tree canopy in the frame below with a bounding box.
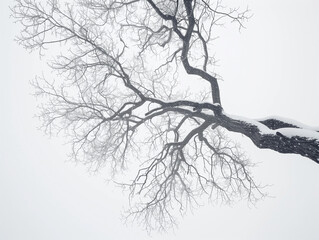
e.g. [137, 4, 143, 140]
[12, 0, 319, 230]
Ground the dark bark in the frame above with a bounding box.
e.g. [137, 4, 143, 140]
[216, 113, 319, 163]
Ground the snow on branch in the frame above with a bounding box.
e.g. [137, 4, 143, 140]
[219, 113, 319, 163]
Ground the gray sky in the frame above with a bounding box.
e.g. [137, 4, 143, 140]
[1, 0, 319, 239]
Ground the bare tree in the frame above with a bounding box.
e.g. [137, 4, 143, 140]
[12, 0, 319, 231]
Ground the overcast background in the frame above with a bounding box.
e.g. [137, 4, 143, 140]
[1, 0, 319, 239]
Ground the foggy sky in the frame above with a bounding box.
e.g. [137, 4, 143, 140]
[1, 0, 319, 239]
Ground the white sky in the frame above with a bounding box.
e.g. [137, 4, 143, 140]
[1, 0, 319, 239]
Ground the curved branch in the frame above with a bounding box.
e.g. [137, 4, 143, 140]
[181, 0, 221, 104]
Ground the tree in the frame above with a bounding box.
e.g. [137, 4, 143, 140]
[12, 0, 319, 231]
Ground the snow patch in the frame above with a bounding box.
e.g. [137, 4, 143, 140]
[225, 113, 274, 135]
[225, 113, 319, 141]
